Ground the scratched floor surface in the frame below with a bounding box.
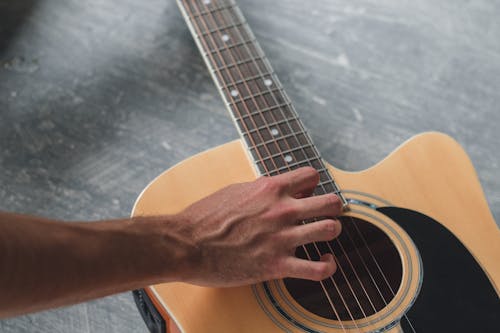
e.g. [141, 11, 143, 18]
[1, 0, 499, 332]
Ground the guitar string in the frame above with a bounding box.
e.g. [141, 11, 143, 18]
[185, 0, 418, 331]
[186, 0, 345, 324]
[213, 4, 419, 330]
[183, 0, 349, 329]
[183, 0, 349, 328]
[212, 1, 379, 322]
[196, 1, 368, 330]
[193, 0, 392, 328]
[199, 2, 378, 330]
[212, 3, 419, 330]
[211, 2, 371, 327]
[211, 0, 395, 319]
[348, 221, 418, 333]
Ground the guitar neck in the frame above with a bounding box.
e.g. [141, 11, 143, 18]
[177, 0, 346, 202]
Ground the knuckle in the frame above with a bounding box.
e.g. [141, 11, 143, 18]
[258, 176, 281, 194]
[267, 257, 286, 280]
[267, 231, 284, 246]
[265, 201, 296, 222]
[281, 202, 299, 220]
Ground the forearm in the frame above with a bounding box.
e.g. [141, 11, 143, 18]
[0, 168, 342, 318]
[0, 212, 187, 318]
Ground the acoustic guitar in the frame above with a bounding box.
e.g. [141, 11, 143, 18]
[131, 0, 500, 332]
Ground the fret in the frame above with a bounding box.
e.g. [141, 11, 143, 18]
[178, 0, 349, 208]
[315, 187, 342, 196]
[245, 128, 310, 155]
[190, 3, 276, 104]
[229, 87, 283, 104]
[256, 144, 316, 162]
[205, 38, 257, 56]
[242, 117, 300, 135]
[318, 167, 335, 184]
[234, 103, 296, 139]
[262, 158, 326, 175]
[220, 72, 275, 88]
[318, 178, 339, 189]
[200, 21, 246, 37]
[207, 2, 245, 27]
[267, 144, 316, 160]
[256, 155, 322, 170]
[249, 132, 307, 150]
[320, 187, 342, 195]
[235, 101, 290, 118]
[317, 185, 342, 195]
[331, 181, 346, 199]
[190, 4, 235, 19]
[233, 105, 286, 123]
[316, 179, 343, 194]
[218, 64, 270, 97]
[218, 76, 277, 101]
[214, 55, 265, 73]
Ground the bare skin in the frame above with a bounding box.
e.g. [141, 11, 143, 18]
[0, 167, 342, 318]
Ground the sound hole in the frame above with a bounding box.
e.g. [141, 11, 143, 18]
[284, 216, 403, 320]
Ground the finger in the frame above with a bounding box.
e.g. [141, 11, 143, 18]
[273, 167, 319, 196]
[293, 193, 343, 221]
[284, 219, 342, 248]
[292, 185, 315, 199]
[281, 254, 337, 281]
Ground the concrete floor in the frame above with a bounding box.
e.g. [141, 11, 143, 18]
[1, 0, 499, 332]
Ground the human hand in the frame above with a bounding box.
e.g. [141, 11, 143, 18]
[172, 167, 343, 287]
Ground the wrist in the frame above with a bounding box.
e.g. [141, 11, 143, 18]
[130, 214, 198, 284]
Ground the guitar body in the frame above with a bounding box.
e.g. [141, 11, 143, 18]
[132, 131, 500, 333]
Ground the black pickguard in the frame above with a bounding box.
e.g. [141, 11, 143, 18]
[378, 207, 499, 332]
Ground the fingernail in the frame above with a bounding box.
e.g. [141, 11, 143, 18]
[322, 253, 334, 262]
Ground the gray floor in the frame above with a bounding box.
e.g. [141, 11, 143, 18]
[1, 0, 499, 332]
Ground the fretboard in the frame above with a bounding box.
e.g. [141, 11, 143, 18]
[177, 0, 347, 202]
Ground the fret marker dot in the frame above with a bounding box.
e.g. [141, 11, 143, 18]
[284, 155, 293, 163]
[230, 90, 239, 97]
[264, 79, 273, 87]
[270, 128, 279, 136]
[203, 0, 211, 4]
[221, 34, 230, 42]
